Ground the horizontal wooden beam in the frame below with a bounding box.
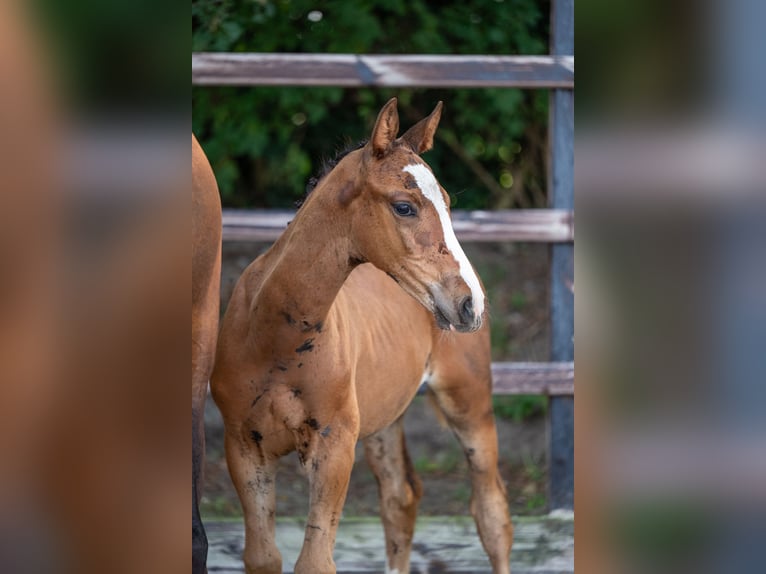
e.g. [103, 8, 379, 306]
[192, 53, 574, 88]
[491, 361, 574, 395]
[222, 209, 574, 243]
[451, 209, 574, 242]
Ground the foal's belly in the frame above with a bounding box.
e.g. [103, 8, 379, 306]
[335, 265, 435, 438]
[354, 347, 430, 438]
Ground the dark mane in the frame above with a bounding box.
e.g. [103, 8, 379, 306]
[296, 139, 367, 208]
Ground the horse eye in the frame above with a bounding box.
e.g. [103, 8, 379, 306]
[392, 202, 417, 217]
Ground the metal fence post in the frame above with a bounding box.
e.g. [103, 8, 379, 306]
[548, 0, 574, 510]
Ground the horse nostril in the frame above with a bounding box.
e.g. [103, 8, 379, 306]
[459, 296, 474, 322]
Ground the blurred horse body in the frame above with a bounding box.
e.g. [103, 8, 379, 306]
[192, 134, 222, 574]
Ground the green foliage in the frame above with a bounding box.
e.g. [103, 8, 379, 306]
[510, 290, 528, 310]
[192, 0, 549, 208]
[608, 500, 713, 567]
[525, 492, 546, 511]
[492, 395, 547, 422]
[413, 447, 462, 474]
[34, 0, 187, 112]
[200, 495, 243, 518]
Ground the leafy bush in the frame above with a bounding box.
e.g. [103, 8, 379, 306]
[192, 0, 550, 209]
[492, 395, 548, 422]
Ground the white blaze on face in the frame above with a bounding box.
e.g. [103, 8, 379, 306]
[403, 163, 485, 318]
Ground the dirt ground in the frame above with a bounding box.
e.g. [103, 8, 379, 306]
[201, 241, 551, 519]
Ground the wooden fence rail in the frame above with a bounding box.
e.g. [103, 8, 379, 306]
[491, 361, 573, 395]
[192, 53, 574, 88]
[223, 208, 574, 243]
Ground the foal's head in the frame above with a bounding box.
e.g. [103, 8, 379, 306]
[341, 98, 486, 333]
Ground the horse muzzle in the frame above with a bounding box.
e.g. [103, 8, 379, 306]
[431, 289, 483, 333]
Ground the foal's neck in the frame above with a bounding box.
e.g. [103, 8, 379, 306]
[252, 172, 357, 342]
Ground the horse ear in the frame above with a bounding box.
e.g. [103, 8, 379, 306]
[370, 97, 400, 158]
[400, 101, 443, 154]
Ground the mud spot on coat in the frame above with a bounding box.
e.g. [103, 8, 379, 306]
[300, 320, 323, 333]
[295, 338, 315, 353]
[306, 417, 320, 430]
[281, 312, 296, 326]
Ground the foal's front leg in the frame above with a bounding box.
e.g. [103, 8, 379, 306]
[225, 433, 281, 574]
[294, 416, 359, 574]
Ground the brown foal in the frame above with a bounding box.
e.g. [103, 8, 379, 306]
[212, 99, 513, 573]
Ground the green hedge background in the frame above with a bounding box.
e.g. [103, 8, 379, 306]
[192, 0, 551, 210]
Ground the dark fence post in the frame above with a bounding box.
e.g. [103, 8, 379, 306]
[548, 0, 574, 510]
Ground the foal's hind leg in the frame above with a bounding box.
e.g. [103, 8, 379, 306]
[429, 345, 513, 573]
[225, 433, 281, 574]
[363, 417, 423, 574]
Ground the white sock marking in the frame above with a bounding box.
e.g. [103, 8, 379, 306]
[403, 163, 485, 317]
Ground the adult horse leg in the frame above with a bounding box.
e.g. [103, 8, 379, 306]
[192, 391, 208, 574]
[363, 417, 423, 574]
[192, 270, 220, 574]
[429, 343, 513, 573]
[225, 433, 282, 574]
[294, 417, 359, 574]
